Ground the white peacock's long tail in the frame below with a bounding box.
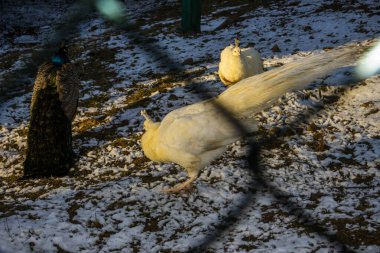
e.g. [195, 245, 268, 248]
[216, 42, 373, 118]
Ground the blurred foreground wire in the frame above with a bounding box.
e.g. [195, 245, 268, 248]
[1, 0, 378, 252]
[99, 2, 377, 251]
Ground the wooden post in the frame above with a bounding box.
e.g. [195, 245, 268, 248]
[181, 0, 201, 33]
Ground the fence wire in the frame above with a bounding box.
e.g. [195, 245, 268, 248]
[1, 0, 374, 252]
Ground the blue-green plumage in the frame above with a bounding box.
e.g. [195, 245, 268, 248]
[24, 43, 80, 178]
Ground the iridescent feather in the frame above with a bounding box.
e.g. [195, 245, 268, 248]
[30, 61, 79, 121]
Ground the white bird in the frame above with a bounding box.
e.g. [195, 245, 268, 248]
[218, 38, 264, 85]
[141, 43, 366, 193]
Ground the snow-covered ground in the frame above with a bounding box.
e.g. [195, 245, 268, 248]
[0, 0, 379, 252]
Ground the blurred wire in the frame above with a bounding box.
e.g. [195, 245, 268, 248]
[101, 2, 372, 252]
[356, 39, 380, 79]
[0, 0, 96, 101]
[95, 0, 125, 21]
[190, 77, 359, 253]
[1, 0, 378, 252]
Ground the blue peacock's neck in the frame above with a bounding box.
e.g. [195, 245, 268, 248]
[51, 46, 70, 66]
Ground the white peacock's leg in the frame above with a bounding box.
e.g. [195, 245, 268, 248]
[162, 174, 198, 193]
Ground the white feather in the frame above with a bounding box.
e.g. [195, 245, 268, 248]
[141, 43, 367, 192]
[218, 40, 264, 85]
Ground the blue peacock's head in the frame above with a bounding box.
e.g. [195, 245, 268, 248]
[51, 55, 67, 65]
[51, 42, 70, 66]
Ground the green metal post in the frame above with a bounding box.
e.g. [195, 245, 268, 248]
[181, 0, 201, 33]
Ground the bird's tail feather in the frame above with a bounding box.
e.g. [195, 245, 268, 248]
[216, 42, 372, 118]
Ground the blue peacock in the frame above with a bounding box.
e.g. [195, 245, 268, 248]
[24, 42, 80, 178]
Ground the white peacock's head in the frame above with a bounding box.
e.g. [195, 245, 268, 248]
[232, 47, 241, 56]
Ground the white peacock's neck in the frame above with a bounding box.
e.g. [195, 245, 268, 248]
[141, 127, 162, 162]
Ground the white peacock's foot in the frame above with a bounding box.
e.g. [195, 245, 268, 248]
[161, 176, 196, 193]
[161, 183, 194, 194]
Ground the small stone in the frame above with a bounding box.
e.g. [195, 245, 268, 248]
[303, 25, 312, 32]
[271, 44, 281, 52]
[182, 58, 194, 65]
